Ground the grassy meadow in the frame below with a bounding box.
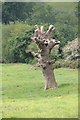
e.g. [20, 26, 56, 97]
[2, 64, 78, 118]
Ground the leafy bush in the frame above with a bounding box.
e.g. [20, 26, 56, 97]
[63, 38, 79, 60]
[54, 60, 79, 69]
[63, 60, 78, 69]
[54, 60, 62, 68]
[2, 23, 33, 63]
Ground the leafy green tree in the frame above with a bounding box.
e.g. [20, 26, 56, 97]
[8, 28, 34, 63]
[2, 23, 32, 63]
[2, 2, 34, 24]
[32, 3, 56, 24]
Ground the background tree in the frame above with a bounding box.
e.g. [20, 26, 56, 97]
[32, 3, 56, 24]
[2, 2, 34, 24]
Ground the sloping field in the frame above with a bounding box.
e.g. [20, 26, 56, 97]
[2, 64, 78, 118]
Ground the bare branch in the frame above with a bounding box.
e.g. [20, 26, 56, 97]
[46, 60, 55, 64]
[40, 26, 44, 33]
[25, 50, 41, 59]
[31, 51, 41, 59]
[35, 25, 40, 32]
[35, 25, 41, 37]
[45, 25, 55, 39]
[34, 30, 38, 37]
[47, 39, 60, 52]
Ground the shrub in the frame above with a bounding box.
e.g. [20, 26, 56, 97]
[2, 23, 33, 63]
[54, 60, 62, 68]
[54, 59, 79, 69]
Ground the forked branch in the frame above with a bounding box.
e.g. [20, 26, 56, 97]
[31, 25, 60, 53]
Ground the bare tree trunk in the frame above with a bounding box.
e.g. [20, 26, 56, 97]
[42, 64, 57, 90]
[27, 25, 60, 90]
[39, 51, 57, 89]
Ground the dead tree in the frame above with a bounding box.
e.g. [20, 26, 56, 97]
[29, 25, 60, 90]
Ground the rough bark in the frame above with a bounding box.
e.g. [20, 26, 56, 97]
[28, 25, 60, 90]
[41, 55, 58, 90]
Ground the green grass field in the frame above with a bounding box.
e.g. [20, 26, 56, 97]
[2, 64, 78, 118]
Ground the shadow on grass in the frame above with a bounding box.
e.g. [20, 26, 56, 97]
[58, 83, 71, 88]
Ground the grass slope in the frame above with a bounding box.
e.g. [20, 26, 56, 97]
[2, 64, 78, 118]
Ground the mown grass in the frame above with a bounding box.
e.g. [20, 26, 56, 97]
[2, 64, 78, 118]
